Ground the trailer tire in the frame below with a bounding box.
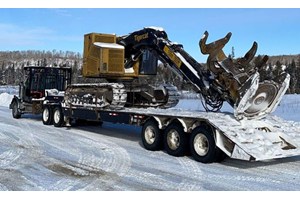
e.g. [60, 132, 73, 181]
[189, 126, 217, 163]
[12, 101, 21, 119]
[42, 106, 53, 125]
[141, 119, 163, 151]
[164, 122, 187, 157]
[53, 107, 64, 127]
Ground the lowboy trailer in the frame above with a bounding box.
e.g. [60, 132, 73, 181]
[48, 102, 300, 163]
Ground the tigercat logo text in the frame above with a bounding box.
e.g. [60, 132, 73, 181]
[134, 33, 149, 42]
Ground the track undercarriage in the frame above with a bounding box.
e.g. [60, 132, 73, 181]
[64, 82, 181, 110]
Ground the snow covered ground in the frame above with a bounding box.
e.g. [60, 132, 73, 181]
[0, 86, 18, 95]
[1, 87, 300, 191]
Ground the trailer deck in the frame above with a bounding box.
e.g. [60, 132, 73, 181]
[63, 105, 300, 162]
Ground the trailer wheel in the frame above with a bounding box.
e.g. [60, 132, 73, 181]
[164, 122, 187, 157]
[141, 119, 163, 151]
[42, 106, 53, 125]
[12, 101, 21, 119]
[190, 126, 217, 163]
[53, 107, 64, 127]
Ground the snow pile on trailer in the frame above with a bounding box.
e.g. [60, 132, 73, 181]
[210, 113, 300, 161]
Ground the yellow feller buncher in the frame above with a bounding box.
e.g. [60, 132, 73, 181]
[65, 27, 289, 120]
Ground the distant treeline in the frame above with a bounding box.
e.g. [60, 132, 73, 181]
[0, 50, 82, 85]
[0, 50, 300, 94]
[257, 54, 300, 94]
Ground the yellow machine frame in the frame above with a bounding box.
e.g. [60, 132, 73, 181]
[82, 33, 139, 79]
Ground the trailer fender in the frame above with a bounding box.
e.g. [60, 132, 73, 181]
[43, 100, 49, 105]
[151, 117, 188, 132]
[214, 130, 234, 157]
[43, 102, 62, 107]
[177, 118, 188, 132]
[152, 116, 163, 129]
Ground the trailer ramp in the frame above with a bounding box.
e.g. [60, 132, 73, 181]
[207, 113, 300, 161]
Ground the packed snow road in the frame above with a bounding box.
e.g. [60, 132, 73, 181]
[1, 106, 300, 191]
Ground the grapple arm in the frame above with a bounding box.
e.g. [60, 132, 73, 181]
[199, 31, 290, 119]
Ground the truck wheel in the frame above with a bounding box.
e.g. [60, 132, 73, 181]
[164, 122, 187, 157]
[189, 126, 217, 163]
[12, 101, 21, 119]
[53, 107, 64, 127]
[141, 119, 163, 151]
[42, 106, 53, 125]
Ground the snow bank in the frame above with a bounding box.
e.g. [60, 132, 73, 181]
[0, 93, 14, 107]
[273, 94, 300, 122]
[0, 86, 18, 95]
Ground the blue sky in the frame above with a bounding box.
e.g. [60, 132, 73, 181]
[0, 8, 300, 62]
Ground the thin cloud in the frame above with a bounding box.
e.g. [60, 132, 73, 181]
[0, 23, 81, 50]
[52, 9, 72, 17]
[0, 23, 54, 46]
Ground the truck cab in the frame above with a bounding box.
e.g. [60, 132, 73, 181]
[10, 66, 71, 118]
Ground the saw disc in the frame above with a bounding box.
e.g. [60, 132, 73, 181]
[244, 82, 278, 117]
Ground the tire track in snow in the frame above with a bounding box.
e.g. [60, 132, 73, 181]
[119, 151, 197, 190]
[0, 183, 8, 191]
[0, 149, 23, 168]
[0, 123, 26, 168]
[29, 128, 98, 190]
[66, 130, 131, 190]
[76, 136, 131, 176]
[17, 122, 131, 190]
[217, 159, 300, 190]
[0, 119, 49, 190]
[0, 114, 87, 190]
[176, 157, 205, 190]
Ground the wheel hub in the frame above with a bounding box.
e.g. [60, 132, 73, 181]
[145, 127, 156, 145]
[167, 130, 180, 150]
[43, 108, 49, 121]
[194, 134, 209, 156]
[54, 110, 60, 123]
